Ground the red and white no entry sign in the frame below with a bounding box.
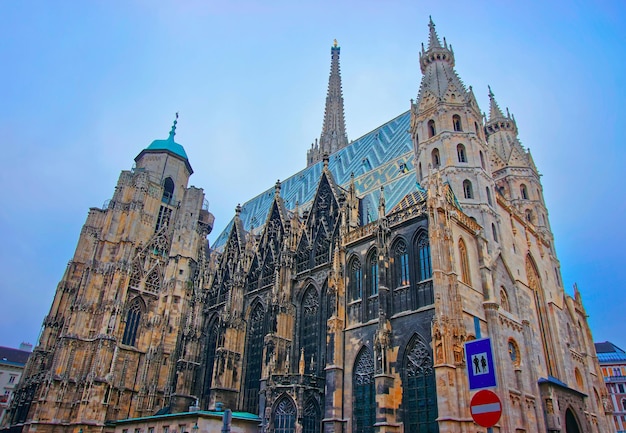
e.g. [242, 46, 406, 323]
[470, 389, 502, 428]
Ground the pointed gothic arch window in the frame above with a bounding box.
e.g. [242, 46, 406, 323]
[300, 286, 320, 374]
[480, 151, 486, 169]
[428, 119, 436, 138]
[243, 303, 265, 414]
[122, 297, 144, 346]
[418, 162, 423, 180]
[566, 408, 582, 433]
[403, 334, 438, 433]
[162, 177, 174, 204]
[486, 186, 493, 206]
[348, 257, 362, 301]
[302, 398, 321, 433]
[520, 184, 529, 200]
[366, 250, 379, 320]
[492, 223, 498, 243]
[458, 238, 471, 285]
[527, 254, 556, 376]
[431, 148, 440, 168]
[368, 250, 378, 297]
[463, 180, 473, 199]
[457, 144, 467, 163]
[393, 240, 410, 288]
[453, 114, 462, 132]
[202, 317, 220, 402]
[416, 232, 432, 281]
[353, 347, 375, 433]
[500, 287, 510, 312]
[273, 396, 296, 433]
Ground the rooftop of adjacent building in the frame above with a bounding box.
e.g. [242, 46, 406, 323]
[595, 341, 626, 363]
[0, 344, 32, 367]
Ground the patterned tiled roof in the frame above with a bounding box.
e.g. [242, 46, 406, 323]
[213, 110, 419, 249]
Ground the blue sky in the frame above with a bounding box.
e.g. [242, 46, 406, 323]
[1, 1, 625, 350]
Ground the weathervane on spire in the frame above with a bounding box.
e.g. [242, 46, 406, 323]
[333, 39, 338, 48]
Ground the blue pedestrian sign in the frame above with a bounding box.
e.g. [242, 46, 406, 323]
[465, 338, 497, 390]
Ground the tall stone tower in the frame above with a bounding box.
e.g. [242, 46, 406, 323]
[7, 117, 214, 433]
[410, 18, 499, 242]
[307, 40, 349, 166]
[485, 87, 553, 240]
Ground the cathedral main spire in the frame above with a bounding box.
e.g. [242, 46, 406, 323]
[307, 40, 349, 167]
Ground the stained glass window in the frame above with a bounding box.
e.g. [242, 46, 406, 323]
[404, 335, 438, 433]
[301, 286, 320, 374]
[302, 399, 321, 433]
[273, 396, 296, 433]
[349, 258, 362, 300]
[394, 240, 410, 287]
[243, 304, 265, 414]
[122, 298, 143, 346]
[417, 234, 432, 281]
[353, 348, 375, 433]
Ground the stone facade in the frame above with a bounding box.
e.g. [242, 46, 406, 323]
[3, 18, 614, 433]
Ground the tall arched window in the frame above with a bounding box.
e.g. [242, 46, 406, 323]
[353, 348, 375, 433]
[416, 233, 432, 281]
[480, 151, 486, 169]
[431, 148, 440, 168]
[273, 396, 296, 433]
[243, 303, 265, 414]
[403, 334, 438, 433]
[301, 286, 320, 374]
[162, 177, 175, 204]
[415, 232, 433, 309]
[463, 180, 473, 199]
[453, 114, 462, 131]
[393, 240, 410, 287]
[457, 144, 467, 163]
[458, 238, 471, 285]
[486, 186, 492, 205]
[349, 258, 362, 300]
[202, 317, 219, 402]
[302, 399, 321, 433]
[418, 162, 423, 180]
[368, 250, 378, 296]
[520, 184, 529, 200]
[122, 298, 144, 346]
[428, 120, 436, 138]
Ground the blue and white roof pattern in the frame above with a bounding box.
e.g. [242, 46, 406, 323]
[213, 110, 420, 249]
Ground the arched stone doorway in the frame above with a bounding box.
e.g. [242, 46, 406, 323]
[565, 408, 581, 433]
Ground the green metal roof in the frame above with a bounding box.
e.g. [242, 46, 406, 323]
[146, 133, 189, 160]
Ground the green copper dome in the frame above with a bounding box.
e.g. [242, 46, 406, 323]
[136, 115, 193, 174]
[145, 117, 188, 160]
[146, 135, 188, 160]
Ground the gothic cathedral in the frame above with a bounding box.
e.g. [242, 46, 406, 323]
[4, 19, 614, 433]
